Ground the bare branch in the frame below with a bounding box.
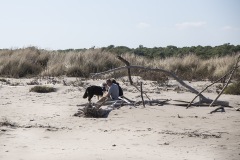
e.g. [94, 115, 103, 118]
[116, 56, 133, 84]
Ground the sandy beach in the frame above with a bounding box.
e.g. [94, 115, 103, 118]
[0, 77, 240, 160]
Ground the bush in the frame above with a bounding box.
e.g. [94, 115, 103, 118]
[30, 86, 56, 93]
[0, 78, 7, 82]
[66, 66, 84, 77]
[0, 118, 18, 127]
[224, 81, 240, 95]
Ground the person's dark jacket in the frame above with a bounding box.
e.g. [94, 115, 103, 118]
[114, 82, 123, 96]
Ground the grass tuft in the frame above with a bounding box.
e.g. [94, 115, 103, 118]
[30, 86, 56, 93]
[0, 118, 18, 128]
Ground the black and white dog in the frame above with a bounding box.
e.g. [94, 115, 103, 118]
[83, 85, 105, 101]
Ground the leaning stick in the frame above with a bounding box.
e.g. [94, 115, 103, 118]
[209, 55, 240, 107]
[186, 65, 239, 109]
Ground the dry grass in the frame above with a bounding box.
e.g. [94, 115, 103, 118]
[0, 47, 239, 81]
[0, 47, 50, 77]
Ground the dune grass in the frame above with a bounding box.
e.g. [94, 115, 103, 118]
[0, 47, 239, 82]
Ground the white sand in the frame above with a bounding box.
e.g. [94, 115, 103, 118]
[0, 77, 240, 160]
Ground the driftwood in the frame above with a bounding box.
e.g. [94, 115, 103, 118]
[91, 56, 215, 103]
[75, 103, 111, 118]
[186, 66, 238, 108]
[134, 99, 170, 106]
[117, 56, 133, 84]
[91, 65, 210, 103]
[209, 106, 225, 114]
[90, 55, 240, 109]
[140, 82, 145, 107]
[75, 98, 171, 118]
[78, 99, 170, 107]
[117, 56, 151, 100]
[91, 57, 214, 106]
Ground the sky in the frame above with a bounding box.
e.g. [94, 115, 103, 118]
[0, 0, 240, 49]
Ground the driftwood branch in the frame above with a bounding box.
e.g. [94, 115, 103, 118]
[209, 55, 240, 107]
[91, 65, 207, 101]
[117, 56, 151, 100]
[117, 56, 133, 84]
[209, 106, 225, 114]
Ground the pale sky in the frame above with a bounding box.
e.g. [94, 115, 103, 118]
[0, 0, 240, 49]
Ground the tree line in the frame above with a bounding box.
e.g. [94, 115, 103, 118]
[57, 43, 240, 59]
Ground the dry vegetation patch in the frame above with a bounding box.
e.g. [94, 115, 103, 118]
[224, 81, 240, 95]
[30, 86, 56, 93]
[0, 118, 18, 128]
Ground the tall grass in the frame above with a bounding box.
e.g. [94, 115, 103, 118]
[0, 47, 239, 81]
[0, 47, 49, 77]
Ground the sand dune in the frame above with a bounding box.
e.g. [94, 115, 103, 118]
[0, 77, 240, 160]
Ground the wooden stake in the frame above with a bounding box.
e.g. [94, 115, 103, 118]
[140, 82, 145, 108]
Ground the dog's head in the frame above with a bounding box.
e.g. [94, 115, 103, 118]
[83, 86, 95, 102]
[83, 87, 90, 99]
[83, 91, 88, 99]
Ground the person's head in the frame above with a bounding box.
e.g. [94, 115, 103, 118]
[111, 79, 117, 84]
[111, 78, 120, 85]
[106, 79, 112, 87]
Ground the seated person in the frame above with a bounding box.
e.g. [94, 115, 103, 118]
[106, 79, 119, 100]
[95, 79, 119, 108]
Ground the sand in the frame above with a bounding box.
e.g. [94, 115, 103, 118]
[0, 77, 240, 160]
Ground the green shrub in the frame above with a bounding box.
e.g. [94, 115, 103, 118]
[224, 81, 240, 95]
[30, 86, 56, 93]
